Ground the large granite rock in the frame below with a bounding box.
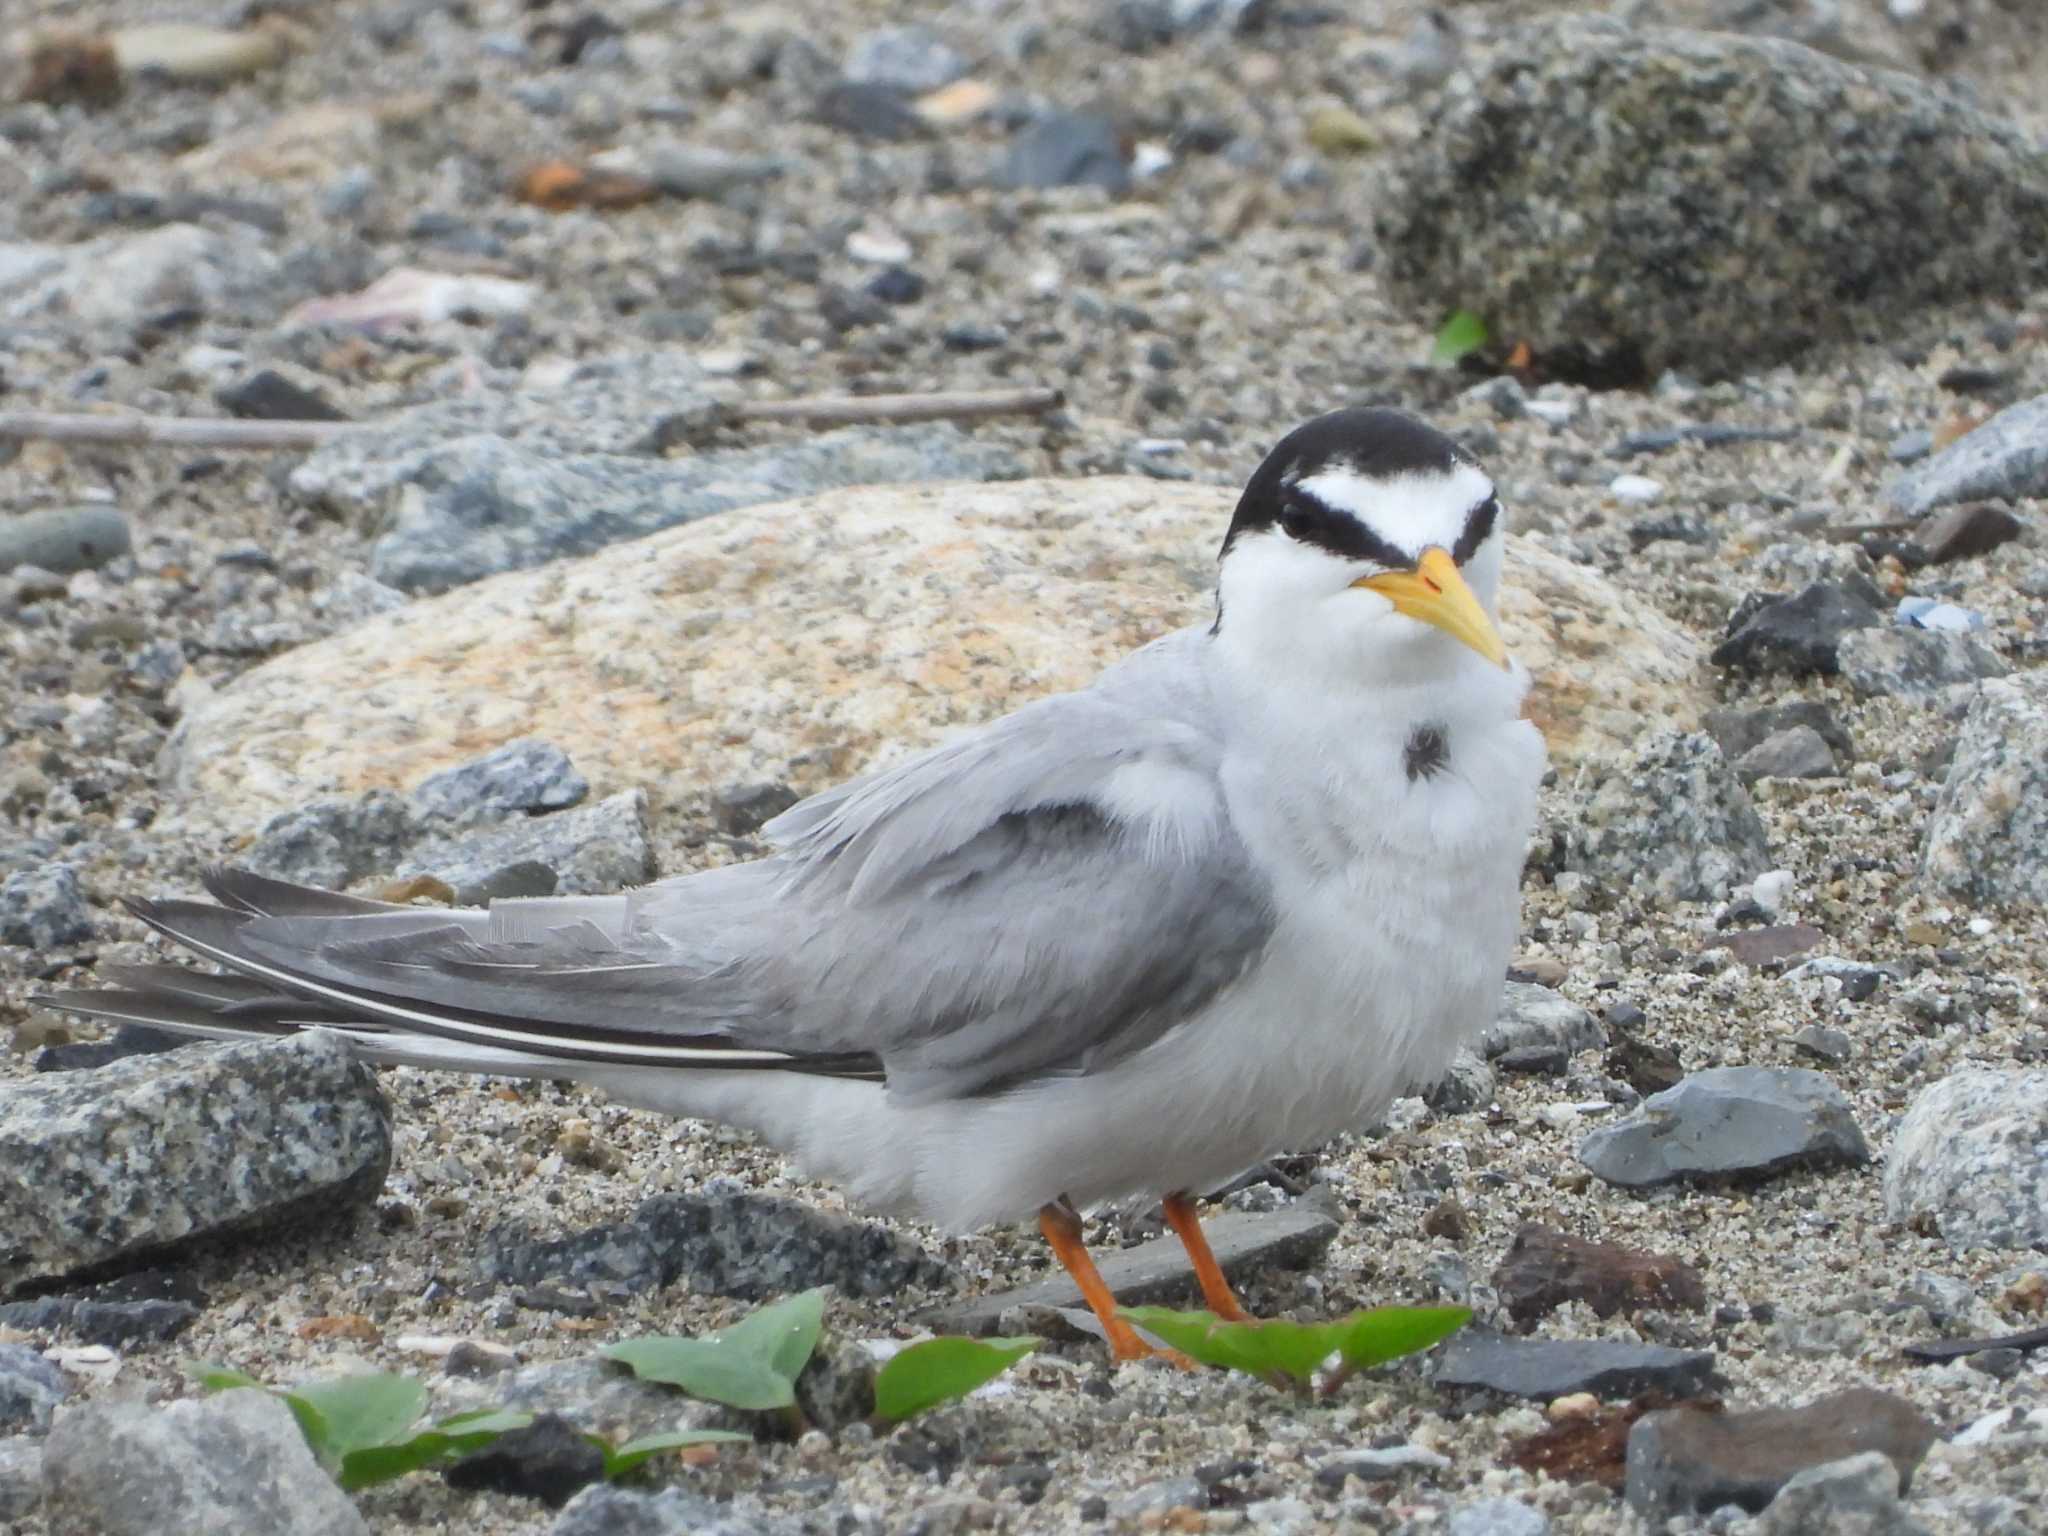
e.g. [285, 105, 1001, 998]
[1885, 1069, 2048, 1252]
[1376, 17, 2048, 381]
[0, 1033, 391, 1294]
[1920, 675, 2048, 906]
[161, 480, 1707, 836]
[1563, 730, 1773, 904]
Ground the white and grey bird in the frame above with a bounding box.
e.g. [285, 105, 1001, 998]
[50, 407, 1546, 1359]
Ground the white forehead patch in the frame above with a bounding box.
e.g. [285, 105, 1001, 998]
[1294, 461, 1495, 556]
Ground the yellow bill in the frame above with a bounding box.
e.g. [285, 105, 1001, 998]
[1353, 546, 1509, 668]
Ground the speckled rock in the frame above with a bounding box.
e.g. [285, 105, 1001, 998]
[1884, 1069, 2048, 1252]
[1625, 1390, 1937, 1523]
[1838, 627, 2009, 701]
[0, 1032, 392, 1294]
[159, 480, 1709, 836]
[1754, 1452, 1931, 1536]
[1377, 17, 2048, 381]
[1564, 730, 1772, 904]
[1886, 393, 2048, 518]
[2, 222, 280, 329]
[1732, 725, 1838, 782]
[1577, 1066, 1869, 1188]
[409, 739, 589, 823]
[396, 788, 654, 903]
[0, 1435, 38, 1521]
[0, 1345, 66, 1434]
[1447, 1499, 1551, 1536]
[1480, 984, 1603, 1062]
[0, 864, 93, 949]
[0, 505, 132, 577]
[41, 1389, 370, 1536]
[243, 791, 419, 890]
[1920, 675, 2048, 905]
[550, 1484, 794, 1536]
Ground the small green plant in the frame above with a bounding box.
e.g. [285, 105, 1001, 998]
[1431, 309, 1489, 366]
[1117, 1304, 1470, 1391]
[189, 1365, 743, 1490]
[604, 1287, 825, 1411]
[872, 1336, 1038, 1424]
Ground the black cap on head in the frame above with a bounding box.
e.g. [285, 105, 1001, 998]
[1220, 407, 1480, 563]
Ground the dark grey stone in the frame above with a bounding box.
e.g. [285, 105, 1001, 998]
[1610, 424, 1800, 458]
[0, 1032, 392, 1294]
[215, 369, 348, 422]
[1791, 1025, 1853, 1064]
[244, 790, 419, 890]
[0, 863, 92, 948]
[1377, 18, 2048, 382]
[482, 1184, 956, 1304]
[1920, 674, 2048, 905]
[926, 1205, 1337, 1335]
[1704, 701, 1853, 764]
[41, 1389, 369, 1536]
[0, 505, 132, 576]
[1423, 1048, 1495, 1114]
[1913, 503, 2026, 564]
[1839, 628, 2008, 701]
[35, 1023, 192, 1074]
[845, 25, 965, 94]
[647, 145, 785, 203]
[397, 788, 653, 902]
[1885, 1069, 2048, 1251]
[1577, 1066, 1869, 1189]
[0, 1344, 66, 1434]
[999, 112, 1131, 193]
[1733, 725, 1838, 782]
[814, 81, 928, 142]
[0, 1294, 198, 1347]
[1711, 581, 1885, 677]
[1625, 1390, 1937, 1524]
[444, 1413, 603, 1508]
[1887, 394, 2048, 519]
[1432, 1330, 1718, 1401]
[483, 1358, 732, 1444]
[1481, 983, 1604, 1061]
[410, 740, 591, 823]
[1565, 731, 1773, 904]
[552, 1485, 793, 1536]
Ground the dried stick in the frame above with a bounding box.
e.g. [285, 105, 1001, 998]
[0, 387, 1064, 453]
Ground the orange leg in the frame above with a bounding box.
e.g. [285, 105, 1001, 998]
[1038, 1201, 1162, 1362]
[1162, 1192, 1250, 1322]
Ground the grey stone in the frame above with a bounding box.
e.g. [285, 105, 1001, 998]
[243, 790, 419, 890]
[0, 1294, 198, 1347]
[347, 425, 1022, 593]
[443, 1412, 603, 1508]
[480, 1358, 733, 1445]
[646, 145, 786, 203]
[1481, 982, 1604, 1061]
[0, 864, 92, 948]
[397, 788, 653, 902]
[0, 1435, 39, 1520]
[482, 1184, 956, 1304]
[0, 505, 131, 576]
[0, 1033, 392, 1294]
[1423, 1047, 1495, 1114]
[1884, 1069, 2048, 1251]
[41, 1389, 369, 1536]
[1432, 1330, 1718, 1401]
[1565, 731, 1773, 905]
[1578, 1066, 1869, 1189]
[999, 112, 1131, 193]
[1899, 1270, 1976, 1327]
[0, 1344, 66, 1434]
[1447, 1498, 1550, 1536]
[927, 1205, 1337, 1336]
[1316, 1444, 1449, 1484]
[411, 739, 590, 823]
[1791, 1024, 1853, 1064]
[1711, 581, 1885, 677]
[845, 25, 965, 94]
[1920, 675, 2048, 905]
[1913, 503, 2026, 564]
[1886, 394, 2048, 518]
[1115, 1477, 1207, 1518]
[552, 1485, 792, 1536]
[1704, 701, 1853, 764]
[1377, 18, 2048, 382]
[1838, 628, 2008, 701]
[1625, 1390, 1937, 1523]
[3, 223, 280, 329]
[1733, 725, 1838, 782]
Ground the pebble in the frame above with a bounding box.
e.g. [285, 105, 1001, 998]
[0, 1344, 67, 1434]
[1492, 1223, 1706, 1325]
[0, 505, 132, 576]
[283, 267, 536, 331]
[1447, 1498, 1551, 1536]
[410, 739, 591, 825]
[397, 788, 653, 902]
[646, 144, 785, 202]
[0, 863, 93, 947]
[1316, 1444, 1449, 1484]
[1838, 627, 2008, 700]
[814, 81, 929, 142]
[0, 1291, 198, 1346]
[110, 23, 283, 82]
[1577, 1066, 1869, 1188]
[42, 1389, 370, 1536]
[1792, 1024, 1854, 1063]
[1711, 580, 1884, 676]
[1884, 1069, 2048, 1251]
[0, 1032, 392, 1292]
[1481, 983, 1604, 1061]
[1433, 1331, 1718, 1402]
[1624, 1389, 1936, 1523]
[1608, 473, 1662, 504]
[443, 1413, 604, 1508]
[1732, 724, 1838, 781]
[215, 368, 349, 422]
[1703, 701, 1853, 764]
[1754, 1452, 1930, 1535]
[1565, 730, 1773, 904]
[999, 111, 1131, 192]
[1611, 423, 1802, 457]
[845, 25, 966, 95]
[549, 1485, 792, 1536]
[1919, 674, 2048, 904]
[1912, 502, 2024, 563]
[1886, 392, 2048, 517]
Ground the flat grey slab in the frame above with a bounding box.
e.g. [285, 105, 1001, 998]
[1433, 1330, 1719, 1401]
[923, 1205, 1339, 1336]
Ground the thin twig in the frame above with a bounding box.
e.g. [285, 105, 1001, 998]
[0, 387, 1064, 454]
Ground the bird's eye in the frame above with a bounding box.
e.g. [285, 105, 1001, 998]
[1278, 497, 1316, 537]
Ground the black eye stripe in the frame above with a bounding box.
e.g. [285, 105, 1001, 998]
[1451, 495, 1499, 566]
[1278, 491, 1409, 568]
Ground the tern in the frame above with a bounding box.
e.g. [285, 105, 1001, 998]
[51, 407, 1546, 1360]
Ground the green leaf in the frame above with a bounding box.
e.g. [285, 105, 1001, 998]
[1118, 1305, 1471, 1386]
[285, 1374, 430, 1459]
[1431, 309, 1488, 366]
[1330, 1304, 1471, 1370]
[873, 1337, 1038, 1424]
[186, 1363, 266, 1394]
[332, 1407, 534, 1492]
[594, 1428, 750, 1481]
[603, 1289, 827, 1411]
